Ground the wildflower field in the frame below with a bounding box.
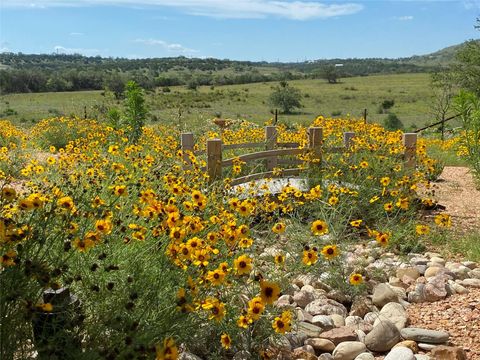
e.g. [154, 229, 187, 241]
[0, 115, 467, 359]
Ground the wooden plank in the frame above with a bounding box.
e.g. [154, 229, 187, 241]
[343, 132, 355, 149]
[265, 126, 278, 171]
[277, 158, 303, 166]
[222, 142, 264, 150]
[277, 142, 300, 148]
[207, 139, 223, 183]
[230, 168, 303, 186]
[222, 148, 304, 167]
[403, 133, 417, 168]
[181, 133, 194, 168]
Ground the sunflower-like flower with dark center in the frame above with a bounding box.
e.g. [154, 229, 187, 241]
[260, 280, 280, 305]
[155, 337, 178, 360]
[272, 310, 292, 334]
[233, 254, 252, 275]
[310, 220, 329, 236]
[321, 245, 339, 260]
[349, 273, 363, 286]
[220, 333, 232, 349]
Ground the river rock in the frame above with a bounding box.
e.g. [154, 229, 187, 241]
[312, 315, 335, 331]
[305, 298, 348, 317]
[418, 343, 437, 351]
[276, 294, 293, 307]
[372, 283, 398, 307]
[449, 281, 469, 294]
[320, 326, 358, 345]
[397, 267, 420, 280]
[461, 278, 480, 288]
[354, 354, 375, 360]
[414, 356, 430, 360]
[350, 296, 376, 318]
[318, 354, 334, 360]
[330, 313, 346, 327]
[374, 302, 407, 330]
[384, 347, 415, 360]
[431, 345, 467, 360]
[363, 312, 378, 325]
[304, 338, 335, 352]
[424, 266, 442, 279]
[332, 341, 366, 360]
[297, 322, 323, 337]
[393, 340, 419, 352]
[286, 332, 308, 348]
[424, 276, 448, 302]
[408, 284, 426, 303]
[296, 308, 314, 322]
[468, 268, 480, 279]
[293, 290, 315, 308]
[430, 257, 446, 266]
[364, 319, 401, 352]
[400, 328, 449, 344]
[293, 348, 317, 360]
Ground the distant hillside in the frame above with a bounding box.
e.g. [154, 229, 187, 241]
[0, 40, 476, 94]
[400, 40, 480, 66]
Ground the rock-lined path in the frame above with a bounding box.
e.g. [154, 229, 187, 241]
[432, 166, 480, 232]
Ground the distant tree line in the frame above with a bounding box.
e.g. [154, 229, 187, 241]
[0, 52, 441, 94]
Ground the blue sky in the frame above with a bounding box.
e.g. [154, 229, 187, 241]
[0, 0, 479, 61]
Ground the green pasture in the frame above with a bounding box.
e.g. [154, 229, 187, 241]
[0, 73, 457, 132]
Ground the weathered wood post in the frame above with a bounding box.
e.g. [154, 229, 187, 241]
[265, 126, 278, 171]
[308, 127, 323, 165]
[403, 133, 417, 168]
[343, 132, 355, 150]
[207, 139, 223, 183]
[181, 132, 194, 168]
[363, 108, 367, 124]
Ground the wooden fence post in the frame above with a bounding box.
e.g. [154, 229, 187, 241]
[403, 133, 417, 168]
[265, 126, 278, 171]
[343, 132, 355, 149]
[207, 139, 223, 183]
[308, 127, 323, 165]
[181, 132, 194, 168]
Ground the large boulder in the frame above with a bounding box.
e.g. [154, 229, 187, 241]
[364, 319, 401, 352]
[374, 302, 408, 330]
[332, 341, 366, 360]
[372, 283, 398, 307]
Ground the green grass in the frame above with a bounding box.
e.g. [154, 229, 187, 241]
[0, 73, 457, 132]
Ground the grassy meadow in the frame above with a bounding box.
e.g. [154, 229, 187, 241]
[0, 73, 456, 132]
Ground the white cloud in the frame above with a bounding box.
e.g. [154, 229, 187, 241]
[54, 45, 101, 56]
[69, 32, 84, 36]
[395, 15, 414, 21]
[2, 1, 364, 20]
[133, 38, 198, 53]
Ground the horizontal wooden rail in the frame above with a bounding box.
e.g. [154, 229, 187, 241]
[230, 168, 303, 186]
[222, 142, 264, 150]
[277, 142, 300, 148]
[277, 158, 303, 166]
[222, 148, 304, 167]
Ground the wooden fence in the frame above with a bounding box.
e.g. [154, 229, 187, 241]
[180, 127, 418, 185]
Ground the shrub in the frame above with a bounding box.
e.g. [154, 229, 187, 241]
[383, 113, 404, 131]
